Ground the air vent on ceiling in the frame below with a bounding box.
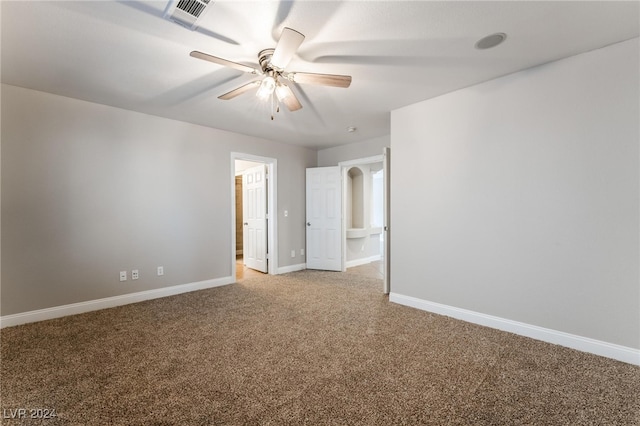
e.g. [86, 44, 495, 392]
[164, 0, 213, 30]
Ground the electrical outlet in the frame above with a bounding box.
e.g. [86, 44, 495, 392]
[291, 250, 296, 258]
[300, 248, 305, 256]
[157, 266, 164, 276]
[119, 271, 127, 282]
[132, 269, 139, 280]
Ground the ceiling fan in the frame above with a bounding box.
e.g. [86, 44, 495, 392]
[190, 27, 352, 118]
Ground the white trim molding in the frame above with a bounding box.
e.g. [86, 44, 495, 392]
[0, 276, 235, 329]
[338, 154, 384, 168]
[345, 255, 381, 269]
[389, 292, 640, 366]
[277, 263, 306, 274]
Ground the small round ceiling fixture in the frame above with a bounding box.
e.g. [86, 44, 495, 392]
[475, 32, 507, 50]
[347, 126, 357, 133]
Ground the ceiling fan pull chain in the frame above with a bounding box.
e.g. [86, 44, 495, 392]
[271, 92, 275, 120]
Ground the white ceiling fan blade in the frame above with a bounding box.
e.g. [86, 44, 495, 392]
[270, 27, 305, 70]
[276, 83, 302, 111]
[190, 51, 259, 74]
[218, 80, 262, 100]
[286, 72, 352, 88]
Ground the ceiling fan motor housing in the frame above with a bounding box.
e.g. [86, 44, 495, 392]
[258, 49, 277, 74]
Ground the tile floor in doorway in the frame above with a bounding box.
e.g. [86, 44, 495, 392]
[236, 257, 383, 281]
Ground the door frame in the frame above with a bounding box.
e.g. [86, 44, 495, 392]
[231, 153, 278, 278]
[339, 153, 388, 291]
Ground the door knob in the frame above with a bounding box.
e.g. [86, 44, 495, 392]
[307, 222, 311, 226]
[244, 222, 248, 226]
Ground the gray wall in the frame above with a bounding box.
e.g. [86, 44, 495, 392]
[390, 38, 639, 349]
[317, 135, 389, 167]
[1, 84, 316, 316]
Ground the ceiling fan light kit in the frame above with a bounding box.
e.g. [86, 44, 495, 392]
[275, 83, 292, 102]
[190, 27, 352, 119]
[256, 76, 276, 100]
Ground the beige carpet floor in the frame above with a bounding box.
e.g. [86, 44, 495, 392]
[1, 270, 638, 425]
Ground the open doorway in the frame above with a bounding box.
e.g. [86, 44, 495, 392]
[343, 162, 383, 270]
[339, 150, 390, 293]
[231, 153, 278, 282]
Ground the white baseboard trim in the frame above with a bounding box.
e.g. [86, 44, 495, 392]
[0, 276, 235, 329]
[389, 292, 640, 366]
[346, 255, 381, 269]
[277, 263, 306, 274]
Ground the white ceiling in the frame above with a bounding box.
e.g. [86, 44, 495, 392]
[2, 1, 638, 150]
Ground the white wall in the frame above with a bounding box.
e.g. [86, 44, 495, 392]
[390, 38, 639, 351]
[317, 134, 389, 167]
[1, 84, 316, 317]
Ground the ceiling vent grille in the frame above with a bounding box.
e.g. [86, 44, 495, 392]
[164, 0, 213, 30]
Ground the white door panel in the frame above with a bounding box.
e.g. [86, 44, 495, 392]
[306, 167, 342, 271]
[243, 164, 268, 273]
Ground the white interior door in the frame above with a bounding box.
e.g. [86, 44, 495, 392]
[306, 167, 342, 271]
[243, 164, 268, 273]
